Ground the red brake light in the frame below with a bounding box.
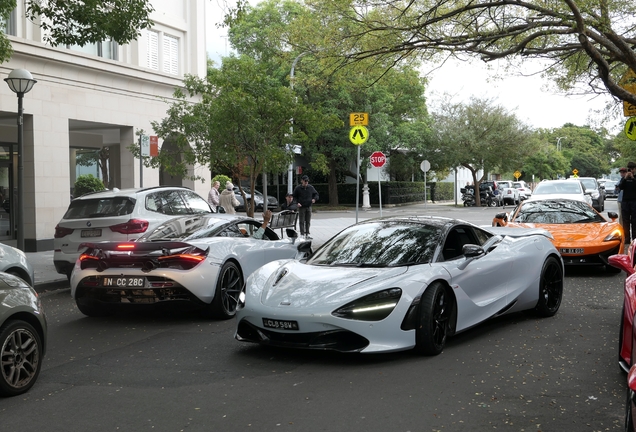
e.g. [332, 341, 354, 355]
[54, 224, 74, 238]
[109, 219, 149, 234]
[117, 243, 136, 250]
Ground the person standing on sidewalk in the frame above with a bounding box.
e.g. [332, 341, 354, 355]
[617, 167, 627, 226]
[619, 163, 636, 247]
[219, 182, 240, 214]
[208, 181, 220, 212]
[293, 175, 319, 239]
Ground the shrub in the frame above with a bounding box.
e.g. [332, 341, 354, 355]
[212, 174, 232, 187]
[73, 174, 105, 198]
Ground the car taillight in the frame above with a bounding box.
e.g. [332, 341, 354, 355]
[54, 224, 74, 238]
[109, 219, 149, 234]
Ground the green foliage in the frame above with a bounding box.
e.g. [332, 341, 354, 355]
[73, 174, 105, 197]
[212, 174, 232, 187]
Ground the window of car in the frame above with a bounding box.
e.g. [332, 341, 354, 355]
[62, 197, 136, 219]
[578, 178, 598, 190]
[181, 190, 212, 214]
[308, 221, 441, 267]
[146, 190, 190, 215]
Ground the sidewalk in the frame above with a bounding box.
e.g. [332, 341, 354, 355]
[18, 200, 463, 293]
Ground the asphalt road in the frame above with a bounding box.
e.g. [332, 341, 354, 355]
[1, 200, 628, 431]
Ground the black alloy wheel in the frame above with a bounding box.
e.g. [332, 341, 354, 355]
[535, 256, 563, 317]
[0, 320, 43, 397]
[208, 261, 243, 319]
[414, 282, 452, 356]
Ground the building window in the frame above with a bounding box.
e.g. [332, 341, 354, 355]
[146, 29, 179, 75]
[163, 34, 179, 75]
[146, 29, 159, 70]
[1, 9, 16, 36]
[68, 40, 118, 60]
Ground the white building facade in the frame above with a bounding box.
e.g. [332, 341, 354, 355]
[0, 0, 209, 251]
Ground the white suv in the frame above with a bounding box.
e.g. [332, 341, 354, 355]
[54, 187, 212, 278]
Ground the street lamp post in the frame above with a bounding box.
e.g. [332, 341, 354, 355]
[556, 136, 567, 151]
[5, 69, 37, 251]
[288, 52, 307, 194]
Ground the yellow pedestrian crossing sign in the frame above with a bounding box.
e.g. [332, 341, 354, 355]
[349, 125, 369, 145]
[625, 117, 636, 141]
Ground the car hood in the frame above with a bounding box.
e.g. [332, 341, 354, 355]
[257, 260, 409, 309]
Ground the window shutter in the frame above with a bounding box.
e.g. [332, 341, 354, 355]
[146, 29, 159, 70]
[163, 34, 179, 75]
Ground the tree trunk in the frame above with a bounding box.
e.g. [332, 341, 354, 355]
[328, 158, 339, 206]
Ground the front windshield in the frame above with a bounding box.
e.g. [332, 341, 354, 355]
[308, 221, 441, 267]
[514, 200, 603, 224]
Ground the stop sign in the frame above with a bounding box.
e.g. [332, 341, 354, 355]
[370, 151, 386, 168]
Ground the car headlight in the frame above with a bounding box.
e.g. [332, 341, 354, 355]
[332, 288, 402, 321]
[604, 229, 622, 242]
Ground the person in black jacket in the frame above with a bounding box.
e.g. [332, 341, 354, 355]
[293, 175, 319, 239]
[280, 193, 298, 211]
[619, 162, 636, 244]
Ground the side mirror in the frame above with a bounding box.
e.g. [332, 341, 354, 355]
[608, 254, 634, 276]
[217, 206, 226, 213]
[286, 228, 298, 239]
[607, 211, 618, 220]
[462, 244, 484, 258]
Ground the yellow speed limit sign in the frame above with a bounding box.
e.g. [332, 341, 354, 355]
[349, 125, 369, 145]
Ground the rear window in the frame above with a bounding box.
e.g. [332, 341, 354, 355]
[63, 197, 136, 219]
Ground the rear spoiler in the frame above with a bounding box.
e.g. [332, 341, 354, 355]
[486, 227, 554, 240]
[78, 241, 200, 253]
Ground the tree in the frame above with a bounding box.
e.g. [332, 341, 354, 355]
[522, 134, 570, 180]
[226, 0, 433, 206]
[75, 147, 111, 188]
[73, 174, 105, 197]
[551, 125, 612, 177]
[0, 0, 154, 63]
[433, 97, 532, 206]
[301, 0, 636, 107]
[150, 56, 328, 217]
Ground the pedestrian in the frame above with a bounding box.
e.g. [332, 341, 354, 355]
[208, 180, 220, 212]
[219, 181, 240, 214]
[293, 175, 319, 239]
[252, 210, 272, 239]
[617, 167, 628, 226]
[280, 193, 298, 211]
[619, 162, 636, 247]
[429, 182, 436, 203]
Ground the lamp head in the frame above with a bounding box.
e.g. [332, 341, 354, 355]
[5, 68, 37, 95]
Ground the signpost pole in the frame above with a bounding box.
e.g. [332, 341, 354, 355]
[355, 145, 360, 223]
[379, 173, 382, 217]
[139, 135, 143, 188]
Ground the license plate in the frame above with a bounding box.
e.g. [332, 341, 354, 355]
[560, 248, 584, 254]
[102, 277, 145, 287]
[81, 229, 102, 238]
[262, 318, 299, 330]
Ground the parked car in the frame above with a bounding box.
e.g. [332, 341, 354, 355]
[512, 180, 532, 200]
[54, 186, 213, 279]
[496, 180, 521, 205]
[492, 198, 622, 272]
[570, 177, 604, 212]
[70, 213, 311, 318]
[528, 179, 593, 206]
[0, 272, 47, 397]
[603, 180, 618, 199]
[0, 243, 35, 286]
[233, 187, 279, 212]
[235, 216, 563, 355]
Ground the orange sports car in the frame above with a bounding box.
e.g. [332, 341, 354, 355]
[492, 198, 623, 272]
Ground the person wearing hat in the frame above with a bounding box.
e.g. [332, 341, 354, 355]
[293, 175, 319, 239]
[219, 181, 240, 214]
[281, 192, 298, 211]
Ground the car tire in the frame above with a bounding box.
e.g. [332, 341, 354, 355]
[0, 320, 43, 397]
[414, 282, 451, 356]
[535, 256, 563, 317]
[206, 261, 243, 320]
[76, 301, 109, 317]
[489, 199, 498, 207]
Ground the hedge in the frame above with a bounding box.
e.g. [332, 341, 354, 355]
[309, 181, 455, 205]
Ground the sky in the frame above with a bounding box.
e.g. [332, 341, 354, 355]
[205, 2, 623, 133]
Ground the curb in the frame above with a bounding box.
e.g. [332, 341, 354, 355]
[35, 279, 68, 294]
